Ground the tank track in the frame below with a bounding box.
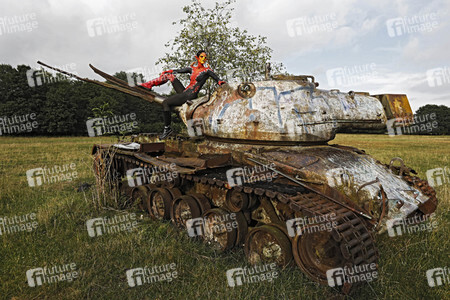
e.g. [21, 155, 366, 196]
[107, 150, 379, 292]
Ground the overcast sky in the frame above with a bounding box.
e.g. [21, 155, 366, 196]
[1, 0, 449, 111]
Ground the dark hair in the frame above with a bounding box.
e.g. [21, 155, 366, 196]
[196, 50, 206, 57]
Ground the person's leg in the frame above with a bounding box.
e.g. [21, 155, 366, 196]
[141, 73, 176, 90]
[171, 78, 185, 94]
[160, 92, 191, 139]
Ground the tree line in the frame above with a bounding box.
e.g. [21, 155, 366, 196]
[0, 63, 448, 137]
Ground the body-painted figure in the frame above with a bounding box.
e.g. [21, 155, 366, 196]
[141, 50, 226, 139]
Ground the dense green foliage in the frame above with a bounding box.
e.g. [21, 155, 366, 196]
[0, 64, 167, 136]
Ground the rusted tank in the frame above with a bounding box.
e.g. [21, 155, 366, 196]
[40, 62, 437, 292]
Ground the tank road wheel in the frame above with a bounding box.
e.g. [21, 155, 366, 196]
[131, 186, 149, 212]
[244, 224, 293, 267]
[166, 187, 182, 201]
[202, 208, 238, 251]
[171, 195, 202, 228]
[148, 188, 174, 220]
[292, 226, 347, 284]
[189, 193, 211, 213]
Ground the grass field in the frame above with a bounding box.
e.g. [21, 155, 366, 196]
[0, 134, 448, 300]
